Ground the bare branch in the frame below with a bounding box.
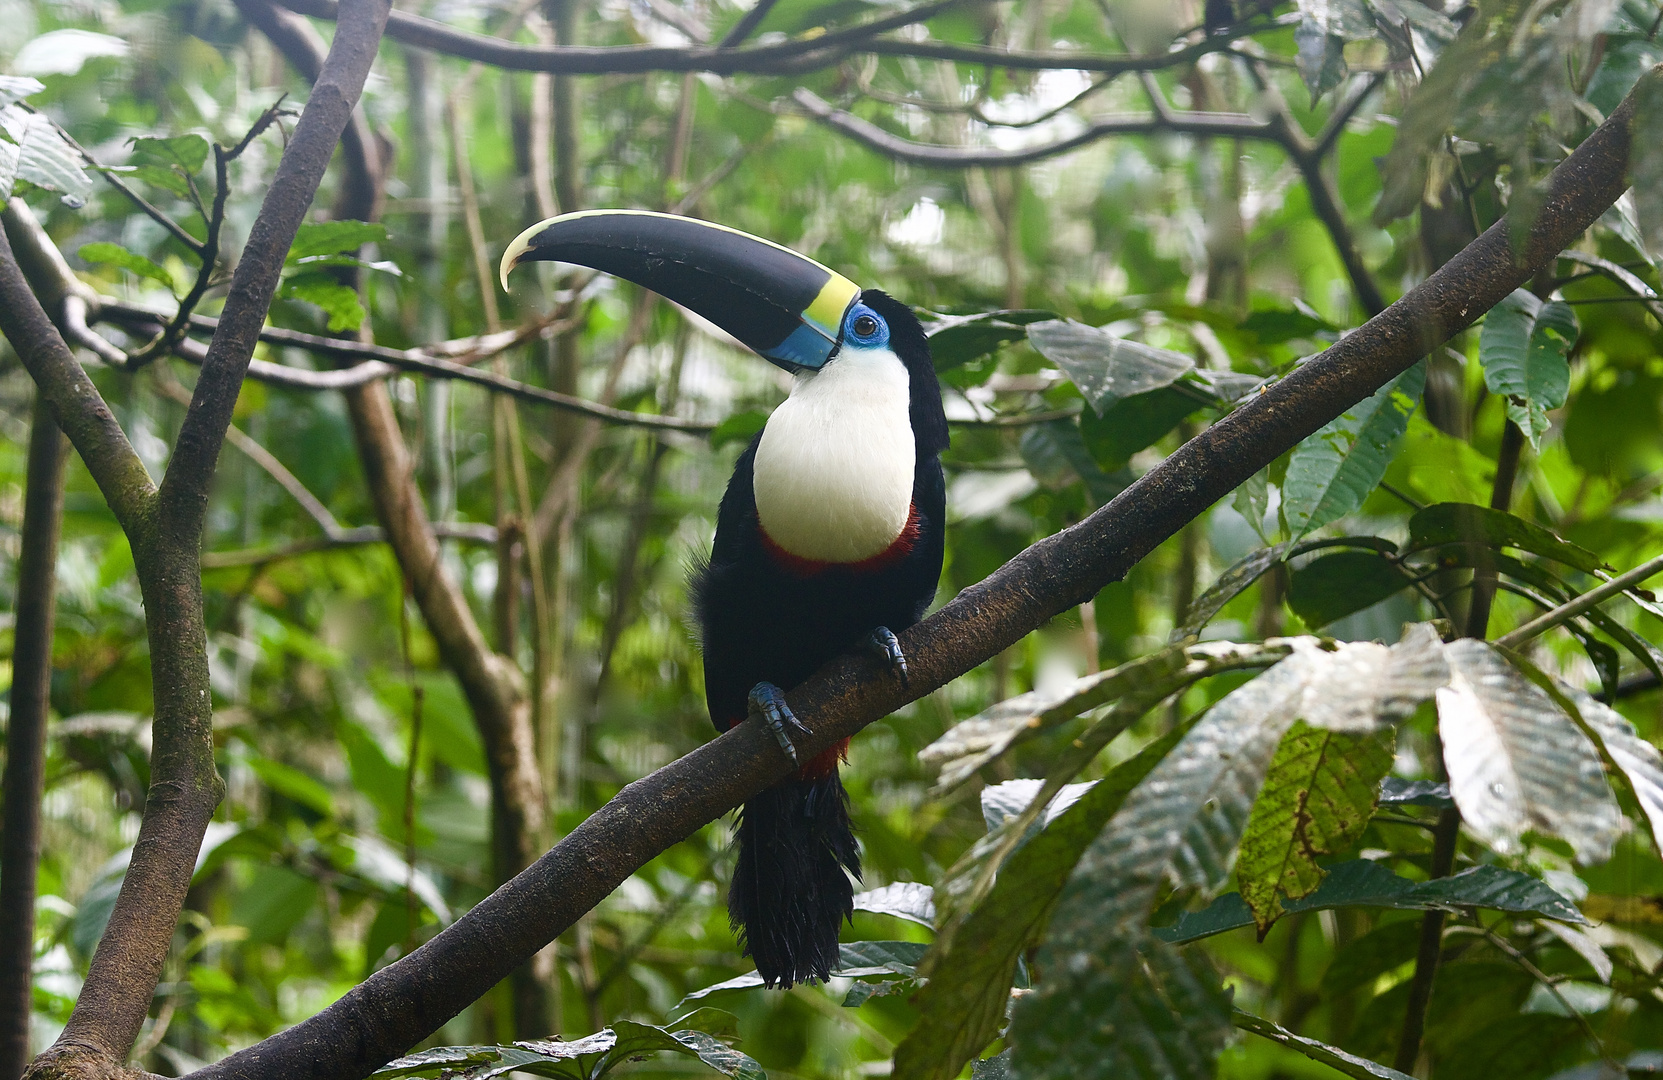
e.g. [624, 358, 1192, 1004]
[180, 52, 1663, 1080]
[200, 523, 498, 569]
[277, 0, 960, 73]
[792, 87, 1271, 167]
[0, 206, 156, 533]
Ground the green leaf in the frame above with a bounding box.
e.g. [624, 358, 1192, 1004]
[286, 220, 389, 262]
[926, 309, 1056, 372]
[107, 163, 194, 198]
[1011, 652, 1318, 1068]
[280, 273, 366, 332]
[1286, 550, 1413, 628]
[1008, 936, 1232, 1080]
[1026, 319, 1194, 413]
[0, 105, 92, 206]
[1019, 419, 1127, 505]
[128, 133, 210, 174]
[1478, 290, 1577, 448]
[1281, 362, 1424, 538]
[1175, 542, 1293, 640]
[1295, 625, 1450, 734]
[1319, 919, 1423, 996]
[1238, 306, 1335, 345]
[1232, 469, 1272, 545]
[78, 241, 177, 293]
[1155, 859, 1587, 944]
[231, 864, 319, 945]
[894, 733, 1184, 1080]
[1236, 723, 1396, 933]
[1437, 640, 1621, 863]
[244, 753, 335, 817]
[709, 409, 767, 449]
[1405, 502, 1606, 575]
[1077, 384, 1205, 473]
[1233, 1010, 1417, 1080]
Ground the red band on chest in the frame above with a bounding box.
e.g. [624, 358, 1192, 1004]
[759, 503, 921, 577]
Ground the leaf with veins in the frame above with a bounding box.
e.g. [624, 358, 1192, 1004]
[1437, 640, 1621, 862]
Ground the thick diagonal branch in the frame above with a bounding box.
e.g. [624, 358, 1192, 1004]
[181, 54, 1663, 1080]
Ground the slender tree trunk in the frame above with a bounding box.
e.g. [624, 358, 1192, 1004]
[0, 400, 69, 1080]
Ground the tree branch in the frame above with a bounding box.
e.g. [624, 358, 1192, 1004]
[0, 209, 156, 535]
[19, 1, 393, 1073]
[180, 53, 1662, 1080]
[200, 523, 498, 570]
[277, 0, 959, 73]
[0, 399, 69, 1080]
[792, 87, 1272, 167]
[275, 0, 1276, 75]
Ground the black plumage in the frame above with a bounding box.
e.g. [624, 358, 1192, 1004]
[692, 289, 947, 987]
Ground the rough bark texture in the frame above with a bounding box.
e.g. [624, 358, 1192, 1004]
[0, 2, 392, 1077]
[0, 400, 69, 1080]
[180, 57, 1662, 1080]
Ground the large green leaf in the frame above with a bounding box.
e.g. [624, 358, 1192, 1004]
[851, 882, 935, 928]
[1006, 655, 1317, 1075]
[1026, 319, 1194, 413]
[1008, 936, 1232, 1080]
[1477, 290, 1577, 448]
[1281, 362, 1424, 539]
[1077, 384, 1205, 473]
[1236, 723, 1396, 933]
[79, 241, 177, 293]
[286, 219, 390, 262]
[1156, 859, 1587, 944]
[893, 733, 1185, 1080]
[1019, 419, 1127, 505]
[1405, 502, 1606, 574]
[926, 309, 1056, 372]
[1437, 641, 1621, 863]
[280, 273, 367, 332]
[1286, 550, 1414, 628]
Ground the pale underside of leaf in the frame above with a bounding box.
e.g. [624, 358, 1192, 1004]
[1438, 640, 1621, 862]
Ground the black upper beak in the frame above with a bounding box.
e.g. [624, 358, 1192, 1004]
[500, 210, 862, 372]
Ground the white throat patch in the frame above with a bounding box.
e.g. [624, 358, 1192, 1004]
[752, 346, 916, 564]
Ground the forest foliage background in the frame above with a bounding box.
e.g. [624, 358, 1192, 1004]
[5, 0, 1663, 1077]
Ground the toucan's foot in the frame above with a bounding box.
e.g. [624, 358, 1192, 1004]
[749, 681, 811, 765]
[867, 626, 909, 689]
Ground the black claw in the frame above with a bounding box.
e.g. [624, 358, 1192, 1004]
[867, 626, 909, 688]
[749, 681, 811, 765]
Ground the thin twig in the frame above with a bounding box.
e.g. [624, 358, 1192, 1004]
[1495, 550, 1663, 650]
[200, 523, 498, 569]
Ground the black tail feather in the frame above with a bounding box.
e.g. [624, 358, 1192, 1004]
[729, 768, 861, 988]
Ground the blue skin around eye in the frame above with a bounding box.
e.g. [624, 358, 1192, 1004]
[844, 304, 890, 350]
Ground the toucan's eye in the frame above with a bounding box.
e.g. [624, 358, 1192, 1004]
[854, 314, 879, 338]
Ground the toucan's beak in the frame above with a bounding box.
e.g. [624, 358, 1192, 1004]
[500, 209, 862, 372]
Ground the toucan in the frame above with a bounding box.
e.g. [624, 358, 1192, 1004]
[501, 211, 947, 988]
